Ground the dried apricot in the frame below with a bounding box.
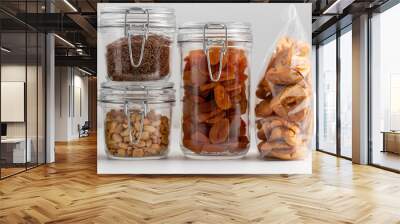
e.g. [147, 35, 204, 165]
[208, 47, 227, 67]
[183, 139, 202, 153]
[224, 82, 242, 92]
[239, 73, 248, 82]
[191, 131, 210, 144]
[238, 136, 249, 148]
[219, 70, 236, 81]
[201, 144, 226, 153]
[197, 109, 222, 123]
[182, 100, 193, 118]
[228, 87, 242, 97]
[182, 119, 193, 139]
[198, 101, 215, 113]
[227, 48, 248, 73]
[231, 94, 241, 104]
[229, 116, 247, 139]
[228, 115, 241, 138]
[205, 111, 225, 124]
[183, 69, 208, 86]
[186, 49, 207, 72]
[185, 94, 205, 104]
[240, 97, 248, 114]
[214, 85, 232, 110]
[199, 82, 217, 92]
[209, 118, 230, 144]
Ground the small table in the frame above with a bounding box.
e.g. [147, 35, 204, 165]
[381, 131, 400, 154]
[1, 138, 31, 164]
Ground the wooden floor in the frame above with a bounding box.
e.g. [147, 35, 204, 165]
[1, 135, 400, 224]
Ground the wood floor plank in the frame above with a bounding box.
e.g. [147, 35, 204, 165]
[0, 135, 400, 224]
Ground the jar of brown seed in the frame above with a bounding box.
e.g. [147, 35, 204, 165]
[98, 6, 176, 81]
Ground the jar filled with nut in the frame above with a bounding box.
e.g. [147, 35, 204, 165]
[99, 82, 175, 159]
[178, 22, 252, 159]
[98, 6, 175, 81]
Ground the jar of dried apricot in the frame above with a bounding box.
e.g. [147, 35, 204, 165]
[99, 82, 175, 159]
[178, 22, 252, 159]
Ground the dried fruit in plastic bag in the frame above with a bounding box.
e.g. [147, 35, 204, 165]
[270, 83, 310, 122]
[258, 141, 306, 160]
[255, 35, 312, 160]
[255, 98, 273, 117]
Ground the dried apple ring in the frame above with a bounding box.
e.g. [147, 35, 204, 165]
[209, 118, 230, 144]
[214, 84, 232, 110]
[255, 98, 273, 117]
[270, 83, 309, 119]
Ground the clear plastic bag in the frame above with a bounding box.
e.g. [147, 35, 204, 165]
[255, 5, 313, 160]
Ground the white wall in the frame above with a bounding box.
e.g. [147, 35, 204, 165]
[71, 73, 89, 138]
[54, 67, 89, 141]
[1, 63, 46, 164]
[1, 65, 36, 138]
[1, 65, 26, 141]
[54, 66, 70, 141]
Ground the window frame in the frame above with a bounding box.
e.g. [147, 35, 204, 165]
[367, 0, 400, 173]
[315, 24, 353, 161]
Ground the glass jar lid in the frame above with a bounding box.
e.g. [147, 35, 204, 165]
[99, 81, 175, 104]
[178, 22, 252, 43]
[99, 6, 176, 29]
[179, 22, 252, 82]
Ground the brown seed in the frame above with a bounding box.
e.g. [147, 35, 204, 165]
[106, 35, 171, 81]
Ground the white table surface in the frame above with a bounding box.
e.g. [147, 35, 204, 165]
[97, 129, 312, 175]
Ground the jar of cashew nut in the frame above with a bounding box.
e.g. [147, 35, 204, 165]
[99, 82, 175, 159]
[178, 22, 252, 159]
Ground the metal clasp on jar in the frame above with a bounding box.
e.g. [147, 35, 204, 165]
[203, 23, 228, 82]
[124, 99, 148, 145]
[124, 7, 150, 68]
